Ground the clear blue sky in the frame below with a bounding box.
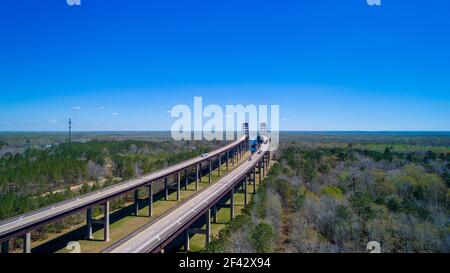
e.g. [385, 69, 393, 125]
[0, 0, 449, 131]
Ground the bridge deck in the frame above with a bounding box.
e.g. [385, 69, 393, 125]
[0, 136, 247, 241]
[105, 136, 269, 253]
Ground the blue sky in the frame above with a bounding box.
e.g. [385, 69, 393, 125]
[0, 0, 449, 131]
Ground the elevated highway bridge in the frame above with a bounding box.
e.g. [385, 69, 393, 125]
[0, 135, 258, 253]
[105, 135, 270, 253]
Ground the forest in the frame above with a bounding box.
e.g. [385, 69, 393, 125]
[0, 135, 222, 220]
[206, 134, 450, 253]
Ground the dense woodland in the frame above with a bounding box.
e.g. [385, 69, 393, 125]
[1, 132, 449, 253]
[0, 137, 222, 220]
[207, 135, 450, 253]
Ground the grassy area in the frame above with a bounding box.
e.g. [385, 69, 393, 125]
[24, 151, 253, 253]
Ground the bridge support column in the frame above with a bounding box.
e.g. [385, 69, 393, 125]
[212, 205, 218, 223]
[195, 164, 200, 190]
[184, 209, 211, 252]
[253, 168, 257, 194]
[226, 151, 229, 170]
[262, 159, 266, 177]
[164, 177, 169, 201]
[196, 164, 200, 190]
[244, 177, 248, 206]
[104, 201, 110, 242]
[134, 189, 139, 216]
[23, 232, 31, 253]
[209, 159, 212, 183]
[230, 188, 235, 220]
[264, 153, 267, 169]
[206, 209, 211, 245]
[218, 155, 221, 176]
[86, 207, 93, 239]
[148, 183, 153, 217]
[231, 149, 235, 166]
[177, 172, 181, 202]
[258, 162, 262, 183]
[184, 230, 190, 252]
[1, 240, 9, 254]
[185, 169, 188, 190]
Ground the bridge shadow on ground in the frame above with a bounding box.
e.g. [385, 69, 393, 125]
[31, 190, 174, 253]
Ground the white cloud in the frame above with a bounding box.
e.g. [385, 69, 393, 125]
[112, 112, 119, 116]
[49, 118, 58, 124]
[97, 106, 105, 110]
[72, 106, 81, 110]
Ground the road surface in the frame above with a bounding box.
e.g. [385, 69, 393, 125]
[0, 136, 246, 241]
[105, 136, 269, 253]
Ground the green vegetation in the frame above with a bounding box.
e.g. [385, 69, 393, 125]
[208, 134, 450, 253]
[0, 138, 221, 220]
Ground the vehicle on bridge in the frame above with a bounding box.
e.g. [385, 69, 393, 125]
[249, 140, 258, 154]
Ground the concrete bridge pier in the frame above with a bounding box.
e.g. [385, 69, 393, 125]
[253, 168, 257, 193]
[184, 169, 189, 190]
[231, 149, 235, 166]
[148, 183, 153, 217]
[104, 202, 110, 242]
[23, 232, 31, 253]
[184, 209, 211, 252]
[206, 209, 211, 244]
[243, 177, 248, 205]
[86, 207, 93, 239]
[134, 189, 139, 216]
[212, 205, 218, 223]
[164, 177, 169, 201]
[184, 230, 190, 252]
[86, 202, 110, 241]
[262, 159, 266, 177]
[196, 164, 200, 190]
[258, 162, 262, 183]
[230, 188, 235, 220]
[209, 159, 212, 183]
[177, 172, 181, 202]
[218, 155, 222, 176]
